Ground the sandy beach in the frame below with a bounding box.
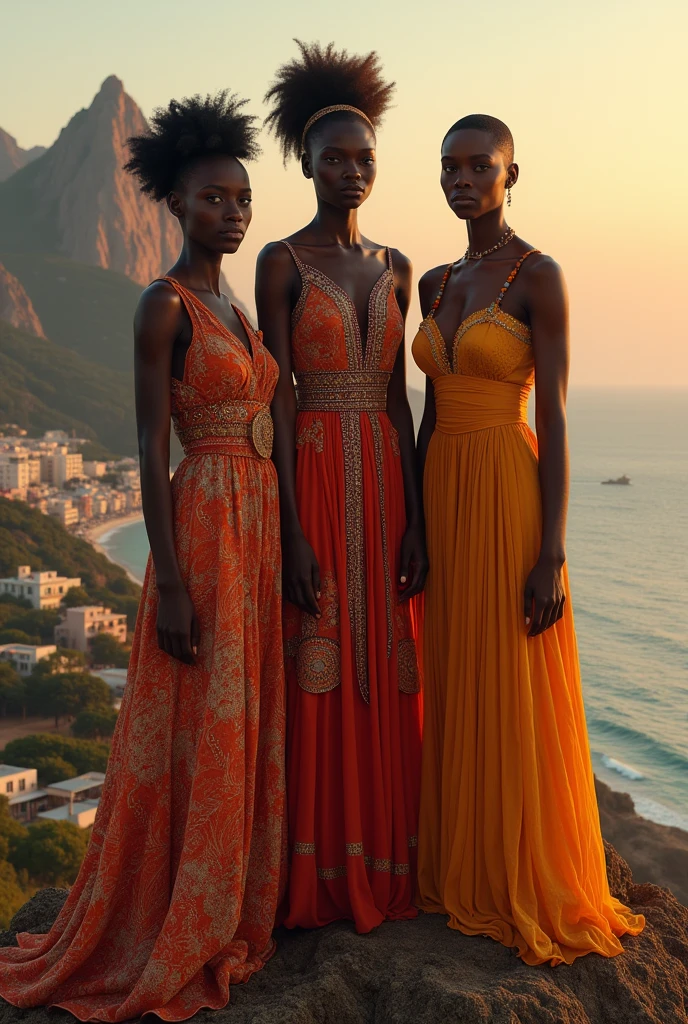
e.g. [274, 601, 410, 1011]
[81, 512, 145, 584]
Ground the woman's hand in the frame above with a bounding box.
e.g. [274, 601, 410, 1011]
[283, 529, 321, 617]
[523, 558, 566, 637]
[399, 523, 429, 601]
[156, 582, 200, 664]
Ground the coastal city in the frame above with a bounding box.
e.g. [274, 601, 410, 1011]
[0, 424, 141, 530]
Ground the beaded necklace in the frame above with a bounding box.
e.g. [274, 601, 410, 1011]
[464, 226, 515, 260]
[427, 248, 540, 319]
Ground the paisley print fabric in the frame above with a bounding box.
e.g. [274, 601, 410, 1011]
[0, 280, 286, 1020]
[412, 255, 644, 964]
[279, 242, 423, 935]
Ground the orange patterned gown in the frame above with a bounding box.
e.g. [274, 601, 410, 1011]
[280, 243, 422, 934]
[0, 281, 286, 1020]
[412, 252, 644, 964]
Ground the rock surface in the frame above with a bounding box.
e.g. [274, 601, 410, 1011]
[0, 846, 686, 1024]
[0, 262, 45, 337]
[0, 128, 45, 184]
[595, 777, 688, 906]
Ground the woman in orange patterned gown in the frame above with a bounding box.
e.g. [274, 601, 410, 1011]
[0, 94, 285, 1020]
[413, 114, 644, 963]
[257, 42, 425, 934]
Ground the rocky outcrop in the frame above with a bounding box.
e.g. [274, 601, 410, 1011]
[0, 846, 686, 1024]
[596, 777, 688, 906]
[0, 263, 45, 337]
[0, 128, 45, 183]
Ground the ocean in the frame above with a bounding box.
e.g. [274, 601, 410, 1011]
[100, 387, 688, 829]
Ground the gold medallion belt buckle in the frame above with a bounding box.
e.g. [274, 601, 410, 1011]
[251, 406, 274, 459]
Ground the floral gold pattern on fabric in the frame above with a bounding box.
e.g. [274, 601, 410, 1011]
[296, 419, 325, 453]
[341, 409, 368, 701]
[294, 842, 316, 856]
[398, 638, 421, 694]
[371, 413, 393, 658]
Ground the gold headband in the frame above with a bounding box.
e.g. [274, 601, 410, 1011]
[300, 105, 375, 154]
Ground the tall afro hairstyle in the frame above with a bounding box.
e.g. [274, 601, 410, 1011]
[443, 114, 515, 165]
[125, 91, 260, 202]
[264, 39, 395, 162]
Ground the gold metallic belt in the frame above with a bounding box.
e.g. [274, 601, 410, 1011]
[173, 401, 274, 459]
[295, 370, 391, 412]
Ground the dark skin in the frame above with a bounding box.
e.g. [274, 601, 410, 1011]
[417, 127, 570, 637]
[133, 153, 253, 663]
[256, 115, 427, 618]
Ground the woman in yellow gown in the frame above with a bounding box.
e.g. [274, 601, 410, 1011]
[413, 114, 644, 965]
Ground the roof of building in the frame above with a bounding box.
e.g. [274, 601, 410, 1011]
[8, 788, 48, 806]
[45, 772, 106, 794]
[37, 799, 100, 822]
[0, 764, 35, 778]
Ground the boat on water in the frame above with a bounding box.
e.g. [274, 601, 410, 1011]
[602, 474, 631, 485]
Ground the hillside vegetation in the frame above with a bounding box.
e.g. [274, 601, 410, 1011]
[0, 497, 140, 625]
[0, 254, 141, 374]
[0, 319, 136, 455]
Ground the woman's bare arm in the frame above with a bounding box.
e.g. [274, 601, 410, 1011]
[256, 242, 320, 617]
[134, 282, 199, 663]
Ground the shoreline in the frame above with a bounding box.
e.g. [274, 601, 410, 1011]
[80, 512, 145, 585]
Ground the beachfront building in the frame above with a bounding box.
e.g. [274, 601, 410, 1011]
[0, 566, 82, 610]
[55, 605, 127, 652]
[48, 497, 79, 527]
[37, 772, 106, 828]
[0, 642, 57, 674]
[83, 461, 107, 478]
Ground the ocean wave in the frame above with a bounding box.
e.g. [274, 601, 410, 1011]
[588, 715, 688, 773]
[631, 797, 688, 832]
[600, 755, 645, 780]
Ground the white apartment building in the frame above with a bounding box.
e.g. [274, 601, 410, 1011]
[83, 461, 107, 478]
[0, 566, 82, 609]
[0, 765, 38, 800]
[48, 498, 79, 527]
[0, 453, 30, 492]
[55, 606, 127, 652]
[52, 451, 83, 488]
[0, 642, 57, 674]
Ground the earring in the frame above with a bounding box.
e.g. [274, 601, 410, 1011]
[507, 184, 512, 207]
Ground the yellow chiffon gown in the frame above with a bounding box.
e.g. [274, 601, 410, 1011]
[412, 251, 644, 965]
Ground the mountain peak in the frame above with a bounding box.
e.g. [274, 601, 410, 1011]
[0, 128, 46, 184]
[96, 75, 126, 100]
[0, 262, 46, 337]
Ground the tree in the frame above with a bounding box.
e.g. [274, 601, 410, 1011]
[0, 628, 41, 645]
[28, 671, 112, 727]
[89, 632, 130, 669]
[63, 586, 91, 608]
[0, 795, 26, 863]
[72, 708, 118, 740]
[1, 735, 110, 776]
[0, 859, 29, 930]
[10, 819, 89, 887]
[33, 755, 77, 786]
[0, 662, 27, 718]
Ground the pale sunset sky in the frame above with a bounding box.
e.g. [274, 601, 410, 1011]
[3, 0, 687, 390]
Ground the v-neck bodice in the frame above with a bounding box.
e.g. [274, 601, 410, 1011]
[281, 241, 403, 373]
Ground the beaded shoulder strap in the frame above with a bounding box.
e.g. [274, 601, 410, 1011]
[386, 246, 394, 273]
[494, 249, 540, 308]
[280, 239, 307, 276]
[426, 263, 455, 320]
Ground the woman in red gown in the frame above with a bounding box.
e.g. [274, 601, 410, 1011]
[0, 93, 286, 1020]
[257, 42, 426, 934]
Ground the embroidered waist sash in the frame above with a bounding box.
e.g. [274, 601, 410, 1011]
[295, 370, 390, 412]
[173, 400, 274, 459]
[433, 375, 530, 435]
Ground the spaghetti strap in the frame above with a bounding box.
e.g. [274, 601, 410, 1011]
[280, 239, 306, 275]
[386, 246, 394, 273]
[154, 276, 200, 323]
[494, 249, 540, 308]
[427, 263, 455, 320]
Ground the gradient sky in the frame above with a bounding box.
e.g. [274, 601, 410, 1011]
[2, 0, 687, 389]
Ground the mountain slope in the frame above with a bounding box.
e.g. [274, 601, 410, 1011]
[0, 262, 45, 338]
[0, 128, 45, 183]
[0, 320, 136, 454]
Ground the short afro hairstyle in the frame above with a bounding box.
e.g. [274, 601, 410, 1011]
[443, 114, 514, 165]
[264, 39, 395, 162]
[125, 91, 260, 202]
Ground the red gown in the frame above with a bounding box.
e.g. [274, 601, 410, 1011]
[280, 242, 423, 933]
[0, 282, 286, 1021]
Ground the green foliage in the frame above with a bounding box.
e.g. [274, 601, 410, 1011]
[0, 496, 141, 627]
[28, 670, 111, 726]
[0, 319, 136, 455]
[88, 632, 130, 669]
[77, 441, 117, 462]
[0, 628, 41, 645]
[0, 662, 27, 717]
[10, 819, 89, 888]
[63, 586, 91, 608]
[32, 755, 77, 786]
[72, 707, 118, 740]
[0, 859, 29, 929]
[1, 734, 109, 776]
[0, 795, 26, 863]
